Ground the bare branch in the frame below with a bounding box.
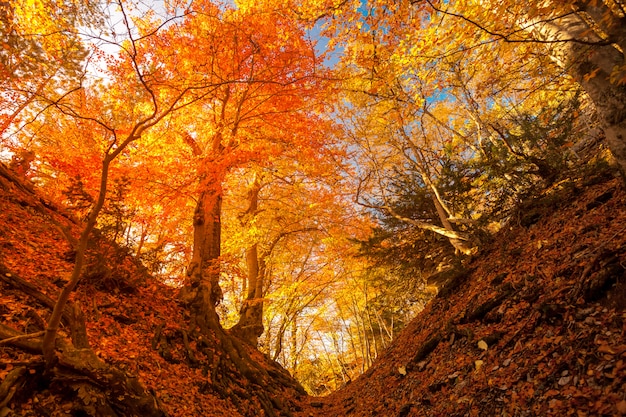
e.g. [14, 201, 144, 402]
[421, 0, 614, 46]
[0, 331, 45, 346]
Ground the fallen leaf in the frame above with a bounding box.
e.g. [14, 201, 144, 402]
[558, 376, 571, 386]
[598, 344, 616, 355]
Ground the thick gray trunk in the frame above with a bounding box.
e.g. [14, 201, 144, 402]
[529, 6, 626, 175]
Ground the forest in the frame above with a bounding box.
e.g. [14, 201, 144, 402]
[1, 0, 626, 416]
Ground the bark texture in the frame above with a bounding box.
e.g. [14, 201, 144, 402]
[529, 3, 626, 176]
[186, 188, 223, 335]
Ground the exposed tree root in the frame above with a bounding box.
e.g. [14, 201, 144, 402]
[0, 261, 168, 417]
[0, 325, 168, 416]
[54, 339, 167, 416]
[0, 265, 72, 325]
[410, 333, 443, 365]
[149, 309, 306, 416]
[0, 367, 26, 409]
[0, 324, 42, 352]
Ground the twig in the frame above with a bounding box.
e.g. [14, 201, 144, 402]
[0, 331, 45, 346]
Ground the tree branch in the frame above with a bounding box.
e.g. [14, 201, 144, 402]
[421, 0, 614, 46]
[0, 331, 45, 346]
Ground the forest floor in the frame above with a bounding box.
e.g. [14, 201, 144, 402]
[1, 158, 625, 417]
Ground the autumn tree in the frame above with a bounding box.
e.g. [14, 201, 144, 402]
[226, 150, 358, 346]
[0, 0, 266, 412]
[132, 3, 338, 352]
[0, 0, 103, 138]
[322, 0, 593, 268]
[228, 170, 327, 347]
[40, 2, 237, 359]
[389, 0, 626, 174]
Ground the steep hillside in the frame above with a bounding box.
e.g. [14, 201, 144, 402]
[0, 163, 305, 417]
[2, 159, 626, 417]
[296, 169, 626, 416]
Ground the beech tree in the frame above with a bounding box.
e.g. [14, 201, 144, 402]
[223, 120, 357, 346]
[34, 1, 237, 364]
[228, 170, 327, 346]
[140, 2, 333, 345]
[446, 0, 626, 175]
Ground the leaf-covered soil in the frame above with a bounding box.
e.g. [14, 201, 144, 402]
[296, 169, 626, 416]
[0, 164, 305, 417]
[2, 161, 626, 417]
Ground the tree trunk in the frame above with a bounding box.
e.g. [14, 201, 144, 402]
[528, 5, 626, 176]
[429, 187, 474, 255]
[290, 317, 298, 373]
[232, 177, 265, 345]
[232, 244, 266, 345]
[185, 186, 223, 335]
[42, 154, 116, 363]
[272, 319, 287, 361]
[397, 126, 477, 254]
